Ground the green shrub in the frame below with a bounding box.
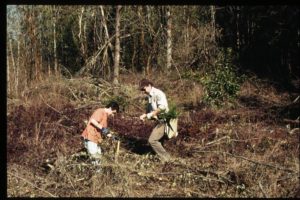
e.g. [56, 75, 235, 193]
[105, 95, 129, 113]
[200, 48, 242, 107]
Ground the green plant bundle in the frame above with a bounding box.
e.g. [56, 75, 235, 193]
[158, 105, 180, 122]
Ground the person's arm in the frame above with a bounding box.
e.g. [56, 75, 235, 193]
[90, 118, 103, 130]
[139, 104, 160, 120]
[140, 93, 167, 120]
[90, 118, 112, 137]
[145, 109, 160, 119]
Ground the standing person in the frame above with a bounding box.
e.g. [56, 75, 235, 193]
[139, 78, 172, 163]
[81, 101, 119, 164]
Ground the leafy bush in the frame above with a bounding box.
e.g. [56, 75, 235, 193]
[200, 48, 243, 106]
[105, 95, 129, 113]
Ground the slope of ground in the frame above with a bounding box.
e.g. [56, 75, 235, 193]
[6, 77, 300, 197]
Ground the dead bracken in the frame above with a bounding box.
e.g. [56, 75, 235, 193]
[7, 86, 299, 197]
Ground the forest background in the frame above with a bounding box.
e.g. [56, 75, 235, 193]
[7, 5, 299, 96]
[6, 5, 300, 198]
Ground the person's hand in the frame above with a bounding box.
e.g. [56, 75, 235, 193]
[107, 133, 112, 138]
[139, 113, 147, 121]
[146, 112, 154, 119]
[101, 128, 110, 136]
[97, 137, 103, 144]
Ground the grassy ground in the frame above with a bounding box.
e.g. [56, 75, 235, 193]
[7, 74, 300, 197]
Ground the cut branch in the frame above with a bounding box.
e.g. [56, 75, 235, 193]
[225, 152, 297, 174]
[8, 172, 57, 197]
[195, 150, 297, 174]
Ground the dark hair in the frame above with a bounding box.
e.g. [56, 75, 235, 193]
[106, 101, 120, 113]
[139, 78, 153, 90]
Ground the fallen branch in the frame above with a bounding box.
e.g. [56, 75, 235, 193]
[195, 150, 297, 174]
[129, 102, 145, 112]
[288, 128, 300, 135]
[225, 152, 297, 173]
[206, 136, 230, 145]
[74, 102, 101, 110]
[292, 95, 300, 103]
[40, 94, 75, 123]
[64, 170, 78, 197]
[258, 181, 268, 198]
[66, 86, 80, 101]
[54, 122, 75, 131]
[284, 118, 300, 125]
[40, 94, 62, 114]
[140, 171, 226, 184]
[7, 172, 57, 197]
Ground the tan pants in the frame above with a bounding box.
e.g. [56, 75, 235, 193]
[148, 122, 171, 162]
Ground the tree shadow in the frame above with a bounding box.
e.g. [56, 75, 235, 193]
[238, 95, 265, 108]
[179, 101, 206, 111]
[238, 95, 299, 121]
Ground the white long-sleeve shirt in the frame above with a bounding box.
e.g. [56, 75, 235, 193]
[148, 86, 169, 113]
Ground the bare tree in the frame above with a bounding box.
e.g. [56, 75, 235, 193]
[78, 6, 88, 61]
[9, 38, 16, 89]
[7, 5, 20, 96]
[52, 5, 59, 76]
[210, 5, 216, 44]
[113, 5, 121, 85]
[100, 5, 114, 77]
[236, 6, 240, 51]
[16, 40, 20, 94]
[166, 6, 172, 70]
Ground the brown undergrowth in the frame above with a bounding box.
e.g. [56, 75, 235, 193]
[7, 75, 300, 197]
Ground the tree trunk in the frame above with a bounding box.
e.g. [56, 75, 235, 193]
[9, 38, 16, 95]
[185, 6, 189, 49]
[138, 6, 146, 75]
[34, 27, 41, 82]
[7, 41, 10, 95]
[146, 6, 151, 25]
[16, 40, 20, 95]
[113, 5, 121, 85]
[78, 7, 87, 61]
[29, 7, 41, 82]
[100, 5, 114, 78]
[145, 6, 152, 75]
[236, 6, 240, 51]
[166, 6, 172, 70]
[93, 9, 96, 51]
[210, 5, 216, 44]
[48, 57, 51, 76]
[138, 7, 144, 47]
[100, 6, 114, 56]
[53, 6, 58, 76]
[131, 36, 136, 72]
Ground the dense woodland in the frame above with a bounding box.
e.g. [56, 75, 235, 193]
[6, 5, 300, 198]
[7, 5, 299, 96]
